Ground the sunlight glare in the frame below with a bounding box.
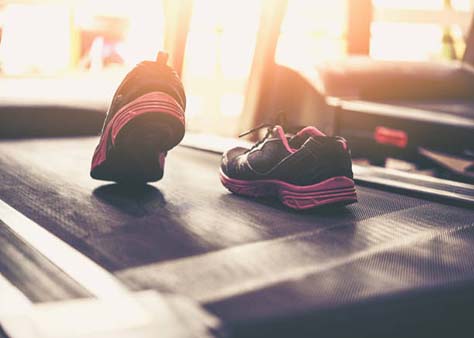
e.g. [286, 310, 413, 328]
[76, 0, 165, 67]
[276, 0, 347, 68]
[182, 0, 262, 134]
[370, 23, 443, 61]
[0, 4, 71, 75]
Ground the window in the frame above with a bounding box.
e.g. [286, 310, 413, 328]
[275, 0, 348, 69]
[371, 0, 473, 60]
[181, 0, 263, 136]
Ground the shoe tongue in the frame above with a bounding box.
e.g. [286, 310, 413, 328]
[270, 125, 299, 153]
[288, 133, 311, 149]
[270, 125, 287, 141]
[288, 126, 326, 148]
[268, 125, 308, 149]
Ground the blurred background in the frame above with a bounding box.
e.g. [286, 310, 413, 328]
[0, 0, 473, 182]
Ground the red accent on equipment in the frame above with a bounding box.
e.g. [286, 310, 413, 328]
[374, 126, 408, 148]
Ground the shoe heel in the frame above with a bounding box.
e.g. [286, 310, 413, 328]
[111, 91, 185, 152]
[91, 91, 185, 182]
[279, 176, 357, 210]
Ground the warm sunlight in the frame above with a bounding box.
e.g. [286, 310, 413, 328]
[276, 0, 347, 68]
[275, 0, 473, 67]
[181, 0, 262, 135]
[0, 0, 165, 75]
[0, 4, 72, 75]
[1, 0, 472, 75]
[0, 0, 472, 136]
[74, 0, 165, 68]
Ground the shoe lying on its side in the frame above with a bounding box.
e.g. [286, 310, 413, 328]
[220, 125, 357, 210]
[90, 52, 186, 183]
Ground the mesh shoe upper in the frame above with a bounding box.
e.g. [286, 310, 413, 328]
[221, 126, 354, 186]
[102, 54, 186, 132]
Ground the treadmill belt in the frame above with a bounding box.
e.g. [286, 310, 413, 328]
[1, 137, 473, 337]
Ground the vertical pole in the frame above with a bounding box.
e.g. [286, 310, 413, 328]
[441, 0, 457, 60]
[69, 5, 81, 71]
[163, 0, 193, 76]
[346, 0, 373, 55]
[239, 0, 288, 134]
[463, 13, 474, 65]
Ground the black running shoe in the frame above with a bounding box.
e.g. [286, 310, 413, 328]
[91, 52, 186, 183]
[220, 125, 357, 210]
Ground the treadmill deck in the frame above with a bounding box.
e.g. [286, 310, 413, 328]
[1, 137, 474, 337]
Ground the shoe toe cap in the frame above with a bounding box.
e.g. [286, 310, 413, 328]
[221, 147, 248, 176]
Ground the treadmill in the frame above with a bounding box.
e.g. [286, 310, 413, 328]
[294, 12, 474, 183]
[0, 95, 474, 338]
[320, 59, 474, 181]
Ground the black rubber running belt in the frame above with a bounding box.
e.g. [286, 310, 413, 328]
[0, 137, 473, 338]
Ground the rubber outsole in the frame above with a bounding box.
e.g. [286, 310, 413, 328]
[220, 171, 357, 210]
[91, 92, 185, 183]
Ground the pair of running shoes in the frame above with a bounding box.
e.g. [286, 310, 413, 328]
[90, 52, 357, 210]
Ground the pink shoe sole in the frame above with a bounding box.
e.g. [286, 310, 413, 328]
[220, 171, 357, 210]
